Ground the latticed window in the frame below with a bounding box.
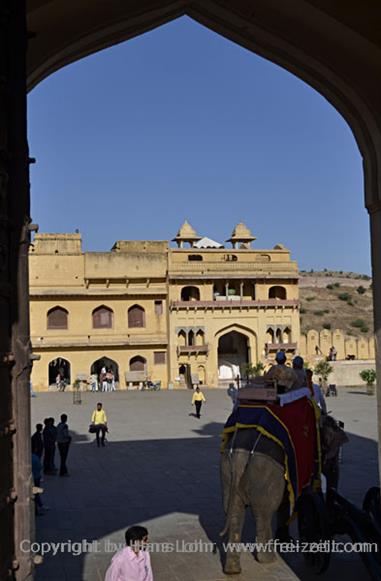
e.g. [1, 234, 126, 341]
[154, 352, 166, 364]
[128, 305, 145, 328]
[92, 306, 113, 328]
[130, 356, 146, 371]
[47, 307, 68, 330]
[154, 300, 163, 315]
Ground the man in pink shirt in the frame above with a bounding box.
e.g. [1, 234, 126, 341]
[105, 526, 153, 581]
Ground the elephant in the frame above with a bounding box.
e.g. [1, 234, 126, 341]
[220, 428, 287, 574]
[220, 413, 348, 575]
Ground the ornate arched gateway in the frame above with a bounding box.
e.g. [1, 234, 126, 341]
[2, 1, 381, 579]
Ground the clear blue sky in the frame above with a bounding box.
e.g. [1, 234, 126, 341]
[28, 16, 369, 273]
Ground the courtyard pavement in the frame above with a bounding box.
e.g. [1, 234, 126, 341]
[30, 388, 378, 581]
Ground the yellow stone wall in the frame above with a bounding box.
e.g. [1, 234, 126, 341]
[29, 231, 301, 390]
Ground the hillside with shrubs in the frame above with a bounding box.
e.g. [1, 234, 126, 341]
[299, 270, 373, 337]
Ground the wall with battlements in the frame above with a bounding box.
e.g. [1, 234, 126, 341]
[299, 329, 375, 361]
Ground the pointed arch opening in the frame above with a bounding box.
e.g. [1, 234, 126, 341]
[128, 305, 146, 328]
[92, 305, 113, 329]
[48, 357, 71, 387]
[47, 306, 68, 330]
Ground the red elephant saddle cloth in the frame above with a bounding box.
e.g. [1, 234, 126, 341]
[222, 396, 321, 514]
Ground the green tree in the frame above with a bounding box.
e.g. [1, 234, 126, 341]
[314, 360, 333, 382]
[245, 362, 265, 378]
[360, 369, 376, 395]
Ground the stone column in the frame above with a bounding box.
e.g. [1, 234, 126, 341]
[368, 204, 381, 491]
[225, 281, 229, 299]
[239, 280, 243, 299]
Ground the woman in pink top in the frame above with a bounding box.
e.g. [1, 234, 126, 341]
[105, 526, 153, 581]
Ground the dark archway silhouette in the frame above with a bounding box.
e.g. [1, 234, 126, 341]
[218, 330, 249, 380]
[48, 357, 71, 386]
[269, 286, 287, 300]
[181, 286, 200, 301]
[91, 356, 119, 382]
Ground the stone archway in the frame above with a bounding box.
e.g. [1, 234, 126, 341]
[91, 356, 119, 383]
[4, 2, 381, 579]
[218, 330, 249, 380]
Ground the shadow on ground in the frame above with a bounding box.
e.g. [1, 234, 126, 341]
[34, 412, 378, 581]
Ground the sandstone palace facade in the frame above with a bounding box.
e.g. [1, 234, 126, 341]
[29, 222, 300, 390]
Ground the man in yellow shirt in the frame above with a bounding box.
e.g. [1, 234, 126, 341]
[191, 386, 206, 418]
[91, 402, 108, 447]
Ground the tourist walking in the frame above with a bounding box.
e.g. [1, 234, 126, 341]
[88, 373, 98, 392]
[104, 525, 153, 581]
[57, 414, 71, 476]
[90, 402, 108, 447]
[106, 369, 114, 392]
[192, 386, 206, 418]
[43, 418, 57, 474]
[31, 423, 44, 459]
[100, 366, 107, 392]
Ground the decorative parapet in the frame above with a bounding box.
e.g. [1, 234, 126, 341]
[31, 333, 168, 349]
[170, 299, 299, 311]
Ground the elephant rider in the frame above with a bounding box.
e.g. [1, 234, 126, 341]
[292, 355, 307, 389]
[264, 351, 296, 394]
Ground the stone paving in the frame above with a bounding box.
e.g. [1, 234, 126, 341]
[30, 388, 378, 581]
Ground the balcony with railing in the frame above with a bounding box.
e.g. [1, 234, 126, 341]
[266, 342, 297, 352]
[31, 332, 168, 349]
[177, 344, 209, 356]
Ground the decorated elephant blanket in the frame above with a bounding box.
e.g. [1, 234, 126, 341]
[222, 397, 321, 513]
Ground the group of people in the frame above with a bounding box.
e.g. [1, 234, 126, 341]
[89, 367, 116, 392]
[265, 351, 327, 411]
[30, 402, 110, 517]
[31, 414, 71, 515]
[328, 346, 337, 361]
[55, 372, 68, 391]
[32, 415, 72, 478]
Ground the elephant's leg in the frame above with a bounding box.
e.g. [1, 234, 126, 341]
[275, 489, 292, 541]
[224, 495, 246, 575]
[248, 454, 285, 563]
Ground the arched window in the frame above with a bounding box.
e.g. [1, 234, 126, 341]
[129, 356, 146, 372]
[283, 327, 291, 342]
[47, 306, 68, 330]
[268, 286, 287, 300]
[178, 330, 186, 346]
[266, 328, 275, 343]
[188, 330, 195, 346]
[275, 328, 283, 343]
[188, 254, 203, 261]
[181, 286, 200, 301]
[196, 330, 205, 345]
[92, 306, 113, 329]
[128, 305, 145, 328]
